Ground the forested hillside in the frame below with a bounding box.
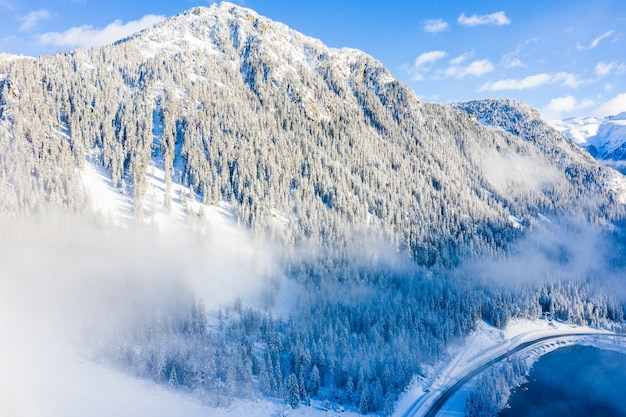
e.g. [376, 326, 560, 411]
[1, 3, 624, 265]
[1, 3, 625, 415]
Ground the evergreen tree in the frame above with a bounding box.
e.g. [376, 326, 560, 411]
[310, 365, 320, 397]
[168, 367, 179, 389]
[287, 373, 300, 409]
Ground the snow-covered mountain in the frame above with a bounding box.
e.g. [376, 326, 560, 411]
[551, 113, 626, 173]
[1, 3, 625, 417]
[1, 3, 624, 266]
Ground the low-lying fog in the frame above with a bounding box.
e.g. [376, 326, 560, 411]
[0, 216, 279, 417]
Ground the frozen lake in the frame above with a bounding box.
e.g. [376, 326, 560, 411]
[500, 345, 626, 417]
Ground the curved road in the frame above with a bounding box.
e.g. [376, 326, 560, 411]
[405, 332, 621, 417]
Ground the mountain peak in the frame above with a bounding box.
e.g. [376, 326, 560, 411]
[109, 0, 396, 103]
[115, 2, 324, 60]
[1, 2, 624, 261]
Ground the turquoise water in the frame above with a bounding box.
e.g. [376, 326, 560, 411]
[500, 345, 626, 417]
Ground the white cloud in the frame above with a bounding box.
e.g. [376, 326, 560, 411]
[596, 62, 616, 77]
[480, 72, 582, 91]
[444, 58, 494, 79]
[501, 38, 537, 69]
[595, 61, 625, 77]
[593, 93, 626, 117]
[414, 50, 447, 67]
[480, 73, 551, 91]
[450, 52, 470, 66]
[410, 50, 446, 81]
[39, 14, 165, 49]
[505, 58, 524, 68]
[554, 72, 583, 88]
[591, 30, 614, 48]
[424, 19, 449, 33]
[576, 30, 614, 50]
[540, 95, 594, 120]
[20, 9, 51, 31]
[458, 11, 510, 27]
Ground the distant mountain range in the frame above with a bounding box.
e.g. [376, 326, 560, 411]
[551, 113, 626, 173]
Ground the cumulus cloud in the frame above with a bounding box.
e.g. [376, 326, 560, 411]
[556, 72, 584, 88]
[596, 62, 615, 77]
[424, 18, 449, 33]
[444, 56, 494, 79]
[410, 50, 446, 81]
[593, 93, 626, 117]
[458, 11, 510, 27]
[577, 30, 615, 50]
[595, 61, 625, 77]
[39, 14, 165, 49]
[20, 9, 51, 31]
[479, 72, 583, 91]
[540, 95, 595, 120]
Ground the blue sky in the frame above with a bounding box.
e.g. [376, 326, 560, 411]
[1, 0, 625, 120]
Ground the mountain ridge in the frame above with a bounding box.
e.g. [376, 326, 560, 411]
[0, 2, 624, 265]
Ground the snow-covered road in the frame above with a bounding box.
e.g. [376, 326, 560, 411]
[396, 321, 620, 417]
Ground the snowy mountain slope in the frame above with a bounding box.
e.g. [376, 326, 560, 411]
[1, 3, 624, 268]
[452, 99, 626, 206]
[551, 112, 626, 173]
